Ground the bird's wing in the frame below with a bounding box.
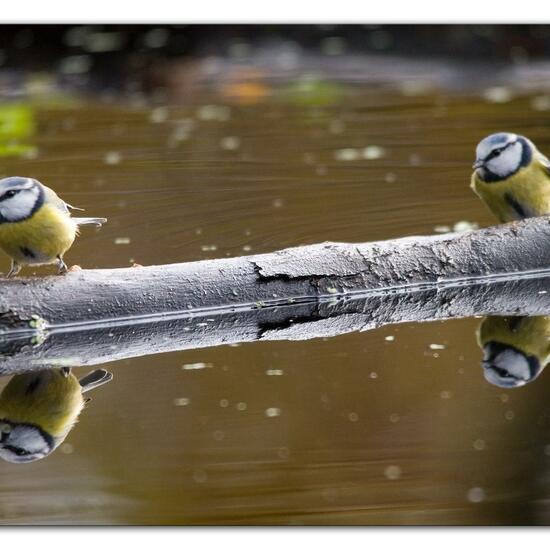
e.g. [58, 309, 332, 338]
[42, 185, 84, 214]
[537, 152, 550, 174]
[79, 369, 113, 393]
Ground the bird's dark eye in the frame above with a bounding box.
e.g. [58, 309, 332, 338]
[493, 150, 501, 157]
[4, 190, 18, 198]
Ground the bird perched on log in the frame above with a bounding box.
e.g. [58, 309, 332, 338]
[471, 132, 550, 223]
[0, 177, 106, 277]
[0, 368, 113, 463]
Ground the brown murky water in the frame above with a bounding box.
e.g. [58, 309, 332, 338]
[2, 65, 550, 525]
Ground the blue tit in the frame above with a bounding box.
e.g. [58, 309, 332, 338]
[0, 176, 107, 277]
[471, 132, 550, 222]
[0, 368, 112, 463]
[477, 316, 550, 388]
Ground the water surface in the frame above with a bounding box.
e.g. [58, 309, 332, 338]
[1, 65, 550, 524]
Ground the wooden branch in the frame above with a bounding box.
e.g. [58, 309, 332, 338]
[1, 215, 550, 374]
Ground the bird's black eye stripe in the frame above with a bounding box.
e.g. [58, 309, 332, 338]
[0, 189, 20, 202]
[486, 147, 503, 161]
[485, 141, 517, 162]
[3, 444, 30, 456]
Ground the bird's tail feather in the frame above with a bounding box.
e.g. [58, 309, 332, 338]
[74, 217, 107, 227]
[79, 369, 113, 393]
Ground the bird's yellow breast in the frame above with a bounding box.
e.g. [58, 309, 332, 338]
[0, 370, 84, 439]
[471, 160, 550, 223]
[478, 316, 550, 364]
[0, 203, 77, 265]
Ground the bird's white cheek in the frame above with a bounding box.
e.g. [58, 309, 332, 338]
[488, 143, 522, 178]
[0, 191, 39, 221]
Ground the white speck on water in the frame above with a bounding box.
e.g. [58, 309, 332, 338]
[453, 220, 479, 232]
[60, 443, 74, 454]
[174, 397, 190, 406]
[114, 237, 131, 245]
[362, 145, 385, 160]
[473, 439, 486, 451]
[182, 362, 213, 370]
[434, 225, 452, 234]
[385, 335, 395, 342]
[483, 86, 513, 103]
[408, 153, 422, 166]
[505, 410, 515, 420]
[531, 95, 550, 111]
[467, 487, 485, 503]
[242, 245, 252, 252]
[219, 399, 229, 408]
[384, 465, 402, 480]
[303, 152, 315, 165]
[193, 469, 208, 483]
[334, 148, 360, 161]
[272, 198, 284, 208]
[440, 390, 452, 399]
[316, 165, 328, 176]
[236, 402, 247, 411]
[197, 104, 230, 121]
[104, 151, 121, 165]
[265, 407, 281, 417]
[22, 148, 39, 160]
[400, 80, 431, 96]
[384, 172, 397, 183]
[369, 372, 378, 379]
[266, 369, 284, 376]
[220, 136, 240, 150]
[150, 106, 169, 123]
[389, 413, 400, 423]
[213, 430, 225, 441]
[201, 245, 218, 251]
[348, 412, 359, 422]
[429, 343, 446, 350]
[328, 118, 345, 134]
[277, 447, 290, 459]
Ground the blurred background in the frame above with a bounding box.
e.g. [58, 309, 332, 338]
[1, 25, 550, 525]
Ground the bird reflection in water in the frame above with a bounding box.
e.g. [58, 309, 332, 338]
[0, 367, 112, 463]
[477, 316, 550, 388]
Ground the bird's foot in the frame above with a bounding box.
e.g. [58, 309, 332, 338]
[56, 256, 68, 275]
[6, 261, 21, 278]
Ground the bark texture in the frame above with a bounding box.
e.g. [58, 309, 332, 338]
[1, 216, 550, 373]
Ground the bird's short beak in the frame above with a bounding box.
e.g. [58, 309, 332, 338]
[472, 159, 484, 170]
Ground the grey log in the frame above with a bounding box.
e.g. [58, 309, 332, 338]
[1, 274, 550, 375]
[1, 214, 550, 332]
[1, 215, 550, 374]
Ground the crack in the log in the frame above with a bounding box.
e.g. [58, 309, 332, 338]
[256, 304, 328, 338]
[0, 310, 36, 331]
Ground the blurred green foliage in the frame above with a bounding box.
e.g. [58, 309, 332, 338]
[0, 103, 35, 157]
